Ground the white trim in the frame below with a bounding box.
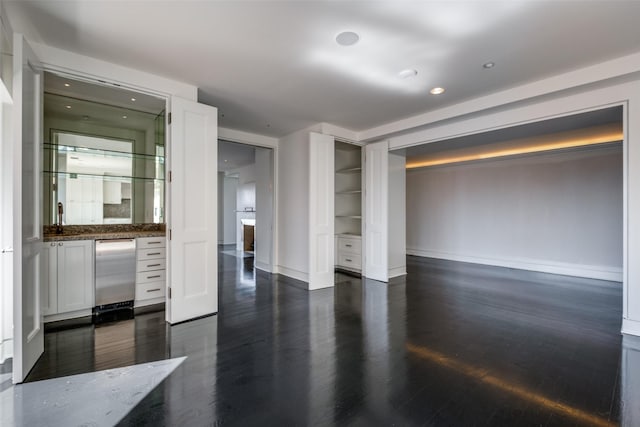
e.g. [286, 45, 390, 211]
[317, 122, 360, 143]
[43, 308, 92, 323]
[255, 260, 272, 273]
[388, 266, 406, 279]
[277, 265, 308, 283]
[219, 127, 278, 149]
[623, 319, 640, 337]
[360, 51, 640, 142]
[30, 42, 197, 100]
[407, 248, 623, 282]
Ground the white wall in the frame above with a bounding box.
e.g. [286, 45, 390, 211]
[276, 129, 310, 281]
[255, 147, 273, 272]
[406, 145, 623, 280]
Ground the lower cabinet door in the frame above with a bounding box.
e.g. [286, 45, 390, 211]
[41, 242, 58, 316]
[57, 240, 94, 313]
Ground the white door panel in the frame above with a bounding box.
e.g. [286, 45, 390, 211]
[364, 141, 389, 282]
[13, 34, 44, 383]
[308, 132, 334, 290]
[169, 97, 217, 324]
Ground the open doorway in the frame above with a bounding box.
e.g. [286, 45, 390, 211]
[400, 106, 623, 283]
[218, 140, 275, 282]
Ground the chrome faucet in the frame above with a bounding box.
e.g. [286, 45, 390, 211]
[56, 202, 64, 234]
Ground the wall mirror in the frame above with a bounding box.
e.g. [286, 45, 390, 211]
[43, 72, 166, 225]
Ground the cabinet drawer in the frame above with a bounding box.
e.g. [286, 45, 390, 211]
[337, 252, 361, 269]
[137, 237, 166, 249]
[337, 237, 361, 254]
[136, 258, 166, 272]
[137, 247, 166, 260]
[135, 281, 165, 301]
[136, 270, 166, 284]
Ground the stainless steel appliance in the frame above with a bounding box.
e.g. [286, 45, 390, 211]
[95, 239, 136, 314]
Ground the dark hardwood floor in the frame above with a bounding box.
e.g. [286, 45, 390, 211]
[25, 251, 626, 426]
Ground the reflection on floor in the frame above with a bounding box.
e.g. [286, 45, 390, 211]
[6, 252, 640, 426]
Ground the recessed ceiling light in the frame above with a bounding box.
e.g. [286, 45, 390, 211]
[398, 69, 418, 79]
[224, 159, 228, 163]
[429, 87, 445, 95]
[336, 31, 360, 46]
[483, 62, 495, 69]
[65, 105, 72, 109]
[131, 97, 136, 101]
[64, 83, 70, 87]
[122, 115, 128, 119]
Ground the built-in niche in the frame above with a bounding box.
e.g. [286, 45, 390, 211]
[43, 72, 166, 226]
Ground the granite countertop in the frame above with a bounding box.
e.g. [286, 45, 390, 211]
[43, 230, 166, 242]
[42, 224, 166, 242]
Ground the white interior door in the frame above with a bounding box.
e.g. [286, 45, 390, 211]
[364, 140, 389, 282]
[308, 132, 334, 290]
[12, 34, 44, 383]
[168, 97, 218, 324]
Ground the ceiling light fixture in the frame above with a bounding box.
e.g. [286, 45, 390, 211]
[64, 83, 70, 87]
[336, 31, 360, 46]
[131, 97, 136, 102]
[430, 87, 445, 95]
[398, 69, 418, 79]
[122, 115, 128, 119]
[483, 62, 495, 69]
[65, 105, 71, 109]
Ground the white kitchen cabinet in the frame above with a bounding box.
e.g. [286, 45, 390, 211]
[135, 236, 166, 306]
[42, 239, 95, 320]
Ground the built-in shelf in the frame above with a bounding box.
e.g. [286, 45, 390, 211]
[336, 166, 362, 174]
[44, 171, 164, 182]
[335, 140, 363, 239]
[44, 142, 164, 162]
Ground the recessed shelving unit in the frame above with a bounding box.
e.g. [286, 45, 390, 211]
[335, 141, 363, 273]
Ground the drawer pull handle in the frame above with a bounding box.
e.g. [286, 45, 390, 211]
[345, 258, 352, 262]
[147, 275, 162, 279]
[345, 244, 352, 248]
[147, 241, 162, 244]
[147, 252, 161, 256]
[146, 263, 162, 267]
[146, 288, 161, 293]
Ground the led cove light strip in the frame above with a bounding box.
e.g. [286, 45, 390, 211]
[406, 131, 623, 169]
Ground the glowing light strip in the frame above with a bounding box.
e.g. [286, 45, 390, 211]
[406, 132, 623, 169]
[406, 343, 615, 427]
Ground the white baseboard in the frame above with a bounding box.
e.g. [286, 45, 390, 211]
[277, 265, 309, 283]
[388, 266, 407, 279]
[255, 260, 272, 273]
[622, 318, 640, 338]
[0, 338, 12, 364]
[406, 248, 623, 282]
[44, 308, 93, 323]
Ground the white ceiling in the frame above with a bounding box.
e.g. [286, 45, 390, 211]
[6, 1, 640, 138]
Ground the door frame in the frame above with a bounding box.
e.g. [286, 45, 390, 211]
[385, 80, 638, 336]
[217, 133, 279, 274]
